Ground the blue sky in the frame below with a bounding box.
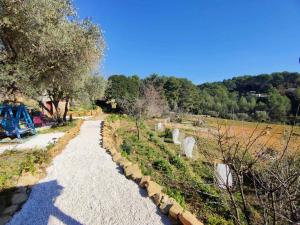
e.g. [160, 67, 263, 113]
[74, 0, 300, 84]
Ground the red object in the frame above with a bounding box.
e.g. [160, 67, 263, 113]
[33, 116, 43, 127]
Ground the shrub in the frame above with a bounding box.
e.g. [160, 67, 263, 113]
[152, 159, 172, 174]
[165, 188, 186, 208]
[169, 155, 185, 170]
[237, 113, 250, 121]
[255, 111, 269, 122]
[206, 111, 219, 117]
[164, 128, 173, 139]
[121, 141, 132, 155]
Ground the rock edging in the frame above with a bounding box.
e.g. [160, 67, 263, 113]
[102, 121, 204, 225]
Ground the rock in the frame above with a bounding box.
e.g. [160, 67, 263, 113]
[139, 176, 151, 188]
[117, 158, 132, 168]
[169, 203, 183, 221]
[17, 173, 38, 186]
[152, 192, 163, 206]
[179, 211, 204, 225]
[2, 205, 19, 216]
[159, 195, 177, 214]
[124, 164, 140, 178]
[11, 193, 28, 205]
[112, 152, 122, 162]
[0, 216, 11, 225]
[131, 170, 142, 182]
[109, 148, 117, 156]
[146, 181, 162, 197]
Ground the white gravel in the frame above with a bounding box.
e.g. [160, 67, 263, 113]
[0, 133, 65, 154]
[8, 120, 170, 225]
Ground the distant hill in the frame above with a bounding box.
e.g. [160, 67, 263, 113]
[105, 72, 300, 124]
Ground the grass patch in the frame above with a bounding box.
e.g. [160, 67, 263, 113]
[0, 150, 49, 190]
[38, 120, 77, 134]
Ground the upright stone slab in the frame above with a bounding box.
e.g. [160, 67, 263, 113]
[182, 137, 196, 158]
[172, 129, 181, 145]
[215, 163, 233, 189]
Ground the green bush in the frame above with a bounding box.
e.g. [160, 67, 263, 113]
[166, 188, 186, 208]
[164, 128, 173, 139]
[152, 159, 172, 175]
[169, 155, 185, 170]
[121, 141, 132, 155]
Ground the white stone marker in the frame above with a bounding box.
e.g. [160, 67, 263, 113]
[182, 137, 196, 158]
[172, 129, 181, 145]
[215, 163, 233, 189]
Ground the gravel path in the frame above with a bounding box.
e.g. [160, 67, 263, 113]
[0, 132, 65, 154]
[8, 120, 170, 225]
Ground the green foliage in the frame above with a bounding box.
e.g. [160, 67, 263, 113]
[105, 75, 140, 112]
[0, 0, 105, 122]
[266, 89, 291, 121]
[0, 150, 49, 190]
[254, 110, 269, 122]
[152, 159, 172, 175]
[106, 114, 128, 122]
[164, 128, 173, 139]
[105, 72, 299, 123]
[207, 214, 234, 225]
[83, 74, 107, 108]
[121, 141, 132, 155]
[165, 187, 186, 208]
[169, 155, 186, 170]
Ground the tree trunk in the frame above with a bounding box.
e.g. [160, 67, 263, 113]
[38, 101, 53, 116]
[52, 100, 62, 123]
[63, 97, 70, 122]
[135, 118, 140, 140]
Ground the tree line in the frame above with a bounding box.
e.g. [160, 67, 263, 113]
[105, 72, 300, 123]
[0, 0, 106, 122]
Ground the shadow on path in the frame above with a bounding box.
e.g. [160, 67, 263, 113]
[6, 180, 83, 225]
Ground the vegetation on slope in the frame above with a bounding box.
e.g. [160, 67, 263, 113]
[107, 114, 300, 225]
[105, 72, 300, 124]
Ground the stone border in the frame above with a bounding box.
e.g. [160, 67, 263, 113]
[0, 119, 84, 225]
[102, 121, 204, 225]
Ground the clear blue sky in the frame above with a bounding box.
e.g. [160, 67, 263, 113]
[74, 0, 300, 84]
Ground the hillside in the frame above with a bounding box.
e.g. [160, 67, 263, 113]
[105, 72, 300, 124]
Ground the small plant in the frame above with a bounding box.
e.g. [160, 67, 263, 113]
[152, 159, 172, 175]
[207, 214, 234, 225]
[165, 188, 186, 208]
[164, 128, 173, 138]
[169, 155, 185, 170]
[121, 140, 132, 155]
[20, 155, 36, 173]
